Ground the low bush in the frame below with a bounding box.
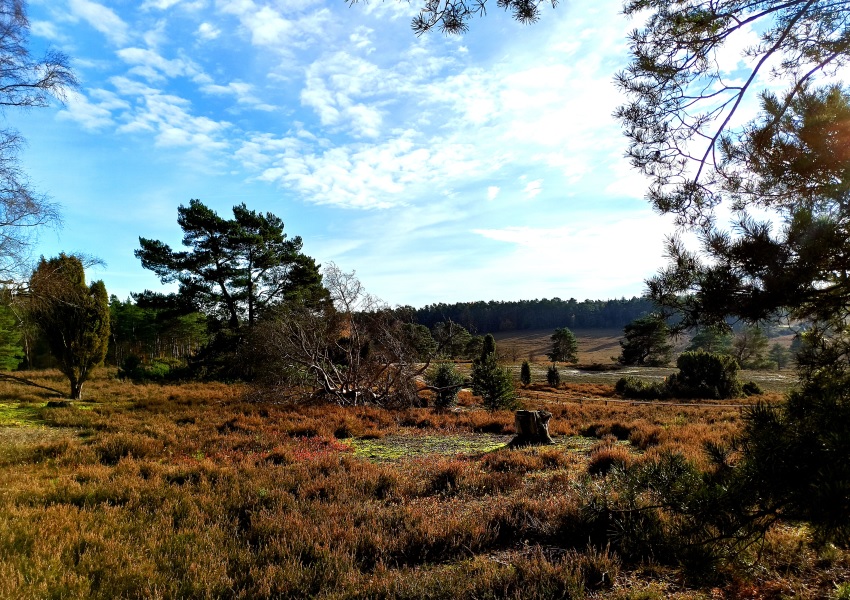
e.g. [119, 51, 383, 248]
[425, 362, 464, 410]
[617, 351, 743, 400]
[615, 376, 667, 400]
[547, 365, 561, 387]
[587, 440, 633, 476]
[667, 351, 742, 399]
[119, 355, 187, 382]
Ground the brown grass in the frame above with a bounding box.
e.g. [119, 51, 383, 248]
[0, 368, 843, 599]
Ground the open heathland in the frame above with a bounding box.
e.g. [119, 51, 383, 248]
[0, 369, 847, 600]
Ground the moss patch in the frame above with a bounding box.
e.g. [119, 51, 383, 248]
[0, 402, 45, 427]
[350, 433, 600, 462]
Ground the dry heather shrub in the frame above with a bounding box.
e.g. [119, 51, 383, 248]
[587, 440, 633, 477]
[398, 410, 434, 429]
[28, 438, 73, 463]
[481, 449, 544, 473]
[538, 448, 573, 469]
[457, 389, 476, 407]
[488, 494, 584, 546]
[426, 459, 468, 495]
[456, 410, 513, 434]
[628, 422, 664, 450]
[581, 422, 632, 440]
[353, 551, 586, 599]
[93, 432, 163, 465]
[577, 544, 621, 591]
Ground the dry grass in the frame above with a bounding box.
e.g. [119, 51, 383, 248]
[0, 368, 844, 599]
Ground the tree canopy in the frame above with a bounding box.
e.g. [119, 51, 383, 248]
[619, 0, 850, 548]
[0, 0, 76, 278]
[618, 314, 673, 366]
[28, 254, 109, 399]
[547, 326, 578, 363]
[135, 200, 326, 330]
[616, 0, 850, 228]
[349, 0, 557, 35]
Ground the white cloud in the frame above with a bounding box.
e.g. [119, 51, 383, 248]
[349, 27, 374, 53]
[141, 0, 185, 9]
[196, 22, 220, 40]
[217, 0, 330, 51]
[143, 20, 169, 49]
[200, 80, 276, 111]
[471, 214, 676, 298]
[523, 179, 543, 200]
[109, 76, 231, 153]
[31, 20, 63, 40]
[301, 52, 389, 138]
[245, 131, 487, 209]
[57, 89, 127, 130]
[68, 0, 130, 46]
[117, 47, 202, 82]
[487, 186, 500, 201]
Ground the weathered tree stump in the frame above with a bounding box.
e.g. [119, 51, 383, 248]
[509, 410, 555, 448]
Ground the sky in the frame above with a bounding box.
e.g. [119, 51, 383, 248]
[17, 0, 683, 307]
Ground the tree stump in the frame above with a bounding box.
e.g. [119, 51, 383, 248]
[509, 410, 555, 448]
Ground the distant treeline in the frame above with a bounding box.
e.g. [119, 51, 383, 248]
[410, 297, 657, 333]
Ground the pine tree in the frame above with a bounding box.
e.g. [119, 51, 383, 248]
[520, 360, 531, 386]
[471, 335, 516, 411]
[546, 364, 560, 387]
[768, 343, 791, 370]
[547, 327, 578, 363]
[618, 315, 673, 366]
[29, 254, 109, 399]
[686, 327, 733, 355]
[426, 362, 464, 410]
[732, 326, 771, 370]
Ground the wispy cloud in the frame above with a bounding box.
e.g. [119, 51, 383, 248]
[117, 48, 203, 82]
[31, 20, 64, 41]
[109, 76, 231, 153]
[68, 0, 130, 46]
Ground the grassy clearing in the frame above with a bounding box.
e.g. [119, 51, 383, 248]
[0, 368, 844, 599]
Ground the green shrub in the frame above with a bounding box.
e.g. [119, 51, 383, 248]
[472, 353, 518, 411]
[616, 351, 743, 400]
[668, 350, 742, 399]
[546, 364, 560, 387]
[119, 355, 186, 382]
[742, 381, 762, 396]
[520, 360, 531, 385]
[614, 376, 667, 400]
[425, 362, 464, 410]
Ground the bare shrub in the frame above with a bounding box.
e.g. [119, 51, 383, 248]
[249, 264, 448, 408]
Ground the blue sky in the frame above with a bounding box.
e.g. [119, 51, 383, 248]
[18, 0, 683, 307]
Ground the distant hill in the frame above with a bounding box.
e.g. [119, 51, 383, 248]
[411, 297, 656, 333]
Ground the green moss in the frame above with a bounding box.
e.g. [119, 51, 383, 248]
[350, 433, 600, 461]
[0, 402, 45, 427]
[351, 433, 509, 461]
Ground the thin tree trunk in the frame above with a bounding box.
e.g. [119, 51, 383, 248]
[69, 377, 83, 400]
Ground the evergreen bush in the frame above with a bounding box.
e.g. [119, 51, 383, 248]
[472, 353, 517, 411]
[426, 362, 464, 410]
[668, 350, 742, 399]
[520, 360, 531, 385]
[546, 364, 560, 387]
[616, 351, 743, 400]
